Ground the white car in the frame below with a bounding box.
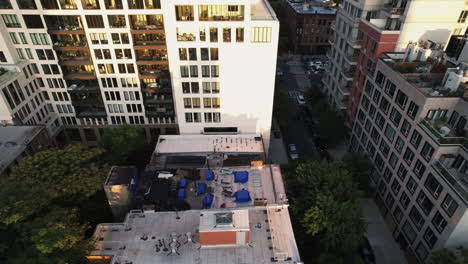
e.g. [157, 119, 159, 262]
[288, 144, 299, 160]
[297, 95, 306, 105]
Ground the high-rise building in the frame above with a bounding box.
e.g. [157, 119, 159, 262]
[0, 0, 279, 149]
[322, 0, 467, 123]
[350, 46, 468, 262]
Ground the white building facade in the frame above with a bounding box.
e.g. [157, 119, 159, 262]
[0, 0, 279, 148]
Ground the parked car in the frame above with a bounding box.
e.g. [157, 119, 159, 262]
[297, 95, 306, 105]
[359, 237, 376, 264]
[288, 144, 299, 160]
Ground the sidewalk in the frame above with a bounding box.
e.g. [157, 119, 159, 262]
[360, 199, 407, 264]
[268, 119, 289, 165]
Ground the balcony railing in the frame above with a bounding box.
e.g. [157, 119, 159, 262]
[419, 119, 468, 150]
[433, 161, 468, 203]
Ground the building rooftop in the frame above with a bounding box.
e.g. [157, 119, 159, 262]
[182, 164, 288, 210]
[89, 207, 302, 264]
[287, 0, 336, 15]
[380, 50, 467, 99]
[0, 126, 44, 174]
[155, 135, 265, 155]
[251, 0, 278, 20]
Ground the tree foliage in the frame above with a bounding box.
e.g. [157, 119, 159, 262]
[0, 145, 110, 263]
[286, 161, 366, 253]
[342, 153, 374, 196]
[430, 247, 468, 264]
[99, 124, 146, 164]
[273, 79, 294, 127]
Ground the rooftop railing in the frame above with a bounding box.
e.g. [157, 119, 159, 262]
[433, 161, 468, 204]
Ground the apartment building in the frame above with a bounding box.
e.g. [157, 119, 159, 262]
[284, 0, 336, 54]
[0, 0, 279, 149]
[323, 0, 467, 122]
[350, 48, 468, 263]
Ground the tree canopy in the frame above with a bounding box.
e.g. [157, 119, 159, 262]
[0, 145, 110, 263]
[430, 247, 468, 264]
[99, 124, 146, 164]
[286, 160, 366, 254]
[342, 153, 374, 196]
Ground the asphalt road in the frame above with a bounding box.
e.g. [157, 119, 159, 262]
[276, 58, 320, 160]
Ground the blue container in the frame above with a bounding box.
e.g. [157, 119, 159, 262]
[197, 183, 206, 196]
[177, 188, 185, 200]
[234, 171, 249, 183]
[179, 178, 187, 188]
[202, 193, 214, 209]
[234, 189, 251, 203]
[206, 170, 214, 181]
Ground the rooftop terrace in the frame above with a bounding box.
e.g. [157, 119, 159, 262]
[287, 0, 336, 15]
[89, 207, 302, 264]
[0, 126, 45, 174]
[251, 0, 277, 20]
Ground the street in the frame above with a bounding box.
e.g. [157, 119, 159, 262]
[275, 55, 325, 160]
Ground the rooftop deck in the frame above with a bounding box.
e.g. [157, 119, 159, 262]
[89, 207, 301, 264]
[155, 135, 264, 155]
[287, 0, 336, 15]
[251, 0, 277, 20]
[183, 165, 287, 210]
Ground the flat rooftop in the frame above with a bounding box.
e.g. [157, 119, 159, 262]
[89, 207, 301, 264]
[288, 0, 336, 15]
[0, 126, 44, 173]
[183, 164, 288, 210]
[251, 0, 277, 20]
[155, 135, 264, 155]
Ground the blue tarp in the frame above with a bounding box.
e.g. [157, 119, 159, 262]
[202, 193, 214, 209]
[206, 170, 214, 181]
[234, 171, 249, 183]
[177, 188, 185, 200]
[179, 178, 187, 188]
[234, 189, 251, 203]
[197, 183, 206, 196]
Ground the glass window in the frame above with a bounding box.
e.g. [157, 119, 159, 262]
[397, 164, 408, 181]
[425, 173, 443, 199]
[189, 65, 198, 77]
[384, 80, 396, 98]
[406, 177, 417, 195]
[175, 5, 194, 21]
[199, 5, 245, 21]
[391, 178, 401, 195]
[251, 27, 272, 43]
[432, 212, 447, 233]
[400, 119, 411, 137]
[415, 242, 429, 261]
[179, 48, 187, 60]
[423, 228, 437, 249]
[210, 48, 218, 60]
[389, 107, 402, 126]
[384, 124, 396, 142]
[417, 190, 434, 216]
[188, 48, 197, 61]
[394, 206, 403, 223]
[407, 101, 419, 120]
[402, 221, 417, 243]
[185, 112, 193, 122]
[210, 27, 218, 42]
[395, 90, 408, 110]
[410, 130, 422, 149]
[442, 194, 458, 217]
[389, 153, 398, 168]
[379, 97, 390, 114]
[395, 137, 404, 153]
[409, 206, 424, 230]
[413, 160, 426, 179]
[180, 66, 189, 77]
[403, 147, 415, 165]
[223, 27, 231, 42]
[420, 142, 434, 162]
[236, 27, 244, 42]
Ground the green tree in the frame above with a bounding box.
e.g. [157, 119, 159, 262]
[99, 124, 146, 164]
[273, 79, 294, 127]
[342, 153, 374, 196]
[430, 247, 468, 264]
[0, 145, 108, 225]
[0, 145, 109, 263]
[287, 161, 366, 253]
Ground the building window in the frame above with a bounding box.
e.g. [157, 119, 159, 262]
[210, 27, 218, 42]
[210, 48, 218, 60]
[423, 228, 437, 249]
[199, 28, 206, 41]
[415, 242, 429, 261]
[397, 164, 408, 181]
[403, 147, 414, 165]
[407, 101, 419, 120]
[175, 5, 194, 21]
[185, 112, 193, 123]
[400, 119, 411, 137]
[17, 0, 37, 9]
[236, 27, 244, 42]
[409, 206, 424, 230]
[442, 194, 458, 217]
[23, 15, 43, 28]
[379, 97, 390, 114]
[198, 5, 244, 21]
[394, 206, 403, 223]
[384, 125, 396, 142]
[402, 221, 417, 243]
[108, 15, 126, 28]
[395, 137, 404, 153]
[406, 177, 417, 195]
[2, 14, 20, 27]
[179, 48, 187, 60]
[425, 173, 442, 199]
[391, 178, 401, 195]
[86, 15, 104, 28]
[223, 27, 231, 42]
[420, 142, 434, 162]
[457, 10, 467, 23]
[389, 107, 402, 127]
[251, 27, 272, 43]
[190, 65, 198, 77]
[385, 192, 395, 209]
[389, 153, 398, 169]
[180, 66, 189, 77]
[413, 160, 426, 179]
[395, 90, 408, 110]
[417, 190, 434, 216]
[432, 212, 447, 233]
[189, 48, 197, 61]
[211, 65, 219, 77]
